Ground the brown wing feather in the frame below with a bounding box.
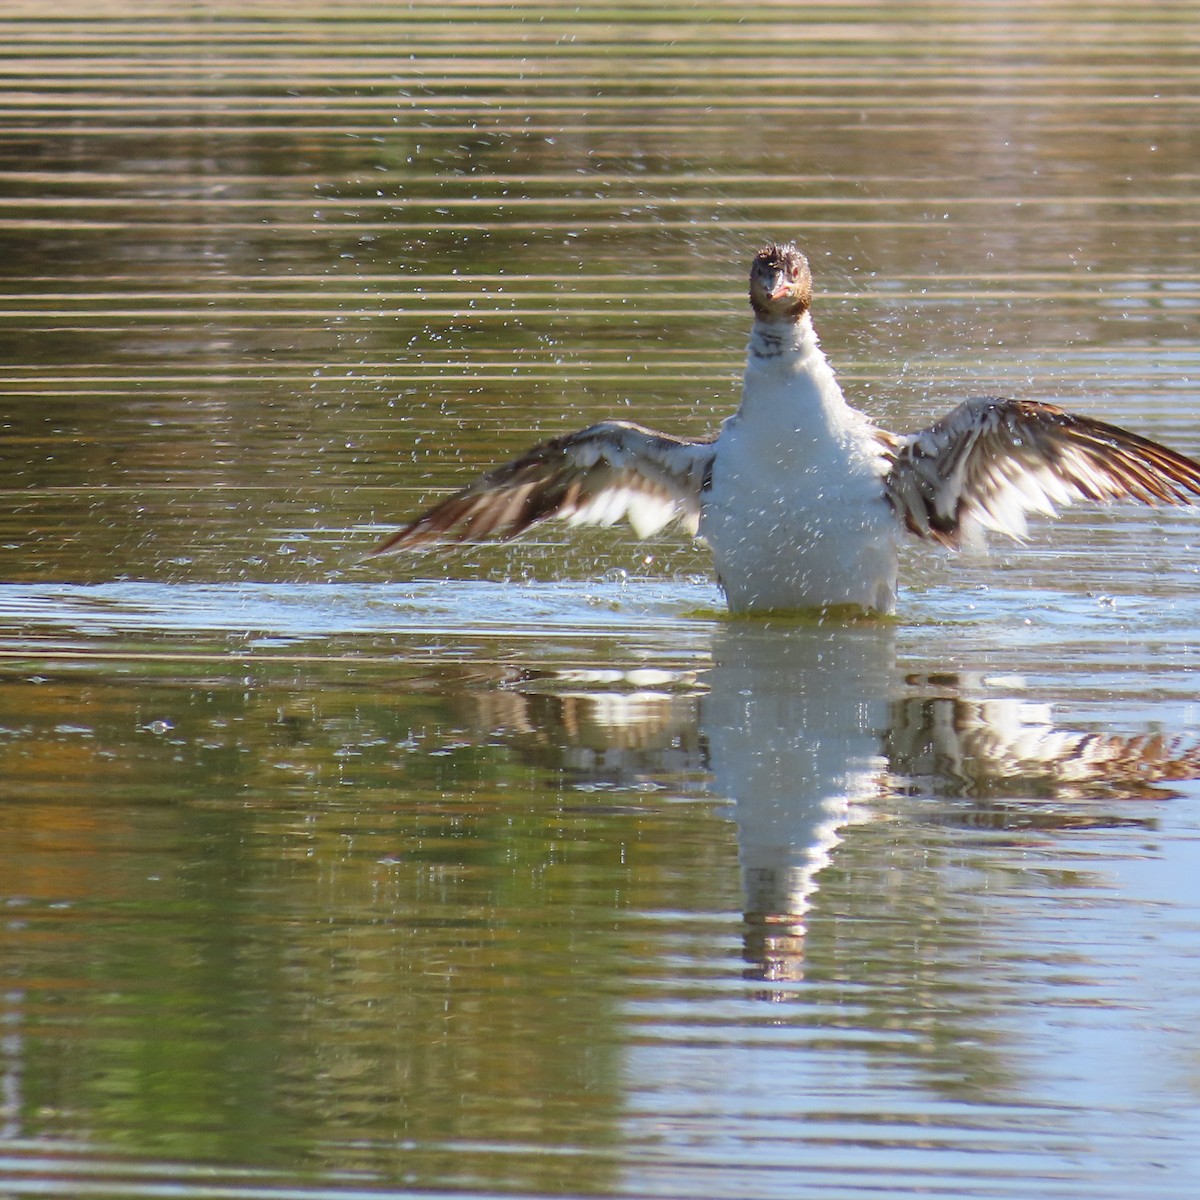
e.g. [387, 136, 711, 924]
[883, 396, 1200, 547]
[371, 420, 714, 554]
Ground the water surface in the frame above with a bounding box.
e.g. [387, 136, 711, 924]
[2, 3, 1200, 1198]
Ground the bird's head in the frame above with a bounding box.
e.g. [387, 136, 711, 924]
[748, 242, 813, 321]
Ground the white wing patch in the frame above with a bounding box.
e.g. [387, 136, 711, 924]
[566, 486, 683, 537]
[884, 396, 1200, 546]
[372, 420, 713, 554]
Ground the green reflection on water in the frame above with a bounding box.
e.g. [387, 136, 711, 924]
[0, 652, 729, 1188]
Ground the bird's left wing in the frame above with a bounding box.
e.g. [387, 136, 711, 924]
[883, 395, 1200, 547]
[371, 419, 714, 554]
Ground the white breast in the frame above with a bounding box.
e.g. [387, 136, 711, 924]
[700, 316, 899, 614]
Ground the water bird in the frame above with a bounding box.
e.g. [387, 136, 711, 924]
[372, 243, 1200, 614]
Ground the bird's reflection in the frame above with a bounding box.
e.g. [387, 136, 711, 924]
[702, 621, 896, 983]
[463, 621, 1200, 989]
[887, 687, 1200, 806]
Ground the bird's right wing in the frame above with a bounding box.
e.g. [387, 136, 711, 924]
[371, 420, 715, 554]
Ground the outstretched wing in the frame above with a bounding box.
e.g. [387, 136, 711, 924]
[371, 420, 715, 554]
[883, 396, 1200, 547]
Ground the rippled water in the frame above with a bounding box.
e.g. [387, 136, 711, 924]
[2, 3, 1200, 1198]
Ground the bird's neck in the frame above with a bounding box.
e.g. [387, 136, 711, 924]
[740, 312, 853, 431]
[747, 310, 819, 360]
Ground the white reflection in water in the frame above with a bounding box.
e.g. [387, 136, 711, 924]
[702, 623, 894, 981]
